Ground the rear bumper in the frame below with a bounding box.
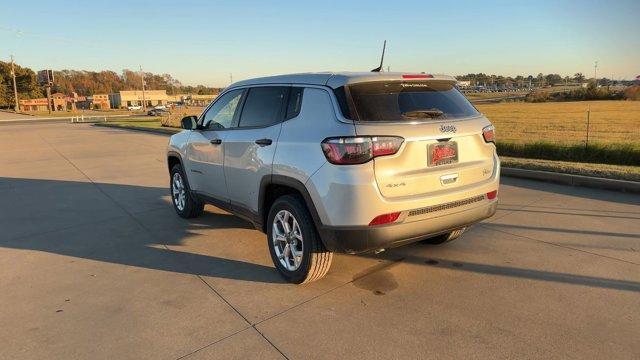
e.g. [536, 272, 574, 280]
[318, 199, 497, 254]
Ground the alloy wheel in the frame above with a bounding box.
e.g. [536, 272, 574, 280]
[272, 210, 304, 271]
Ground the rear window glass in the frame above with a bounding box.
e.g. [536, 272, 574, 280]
[238, 86, 287, 128]
[347, 81, 479, 122]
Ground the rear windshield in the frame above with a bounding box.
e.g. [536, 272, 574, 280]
[345, 81, 479, 122]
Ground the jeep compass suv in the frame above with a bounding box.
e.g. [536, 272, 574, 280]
[167, 72, 499, 284]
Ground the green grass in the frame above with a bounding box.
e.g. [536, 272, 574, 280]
[94, 120, 179, 134]
[501, 156, 640, 182]
[496, 141, 640, 166]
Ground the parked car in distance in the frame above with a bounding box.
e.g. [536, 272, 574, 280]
[127, 105, 142, 111]
[154, 105, 167, 110]
[148, 108, 170, 116]
[166, 72, 500, 284]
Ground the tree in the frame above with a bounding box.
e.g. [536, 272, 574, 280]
[573, 73, 585, 83]
[0, 61, 42, 107]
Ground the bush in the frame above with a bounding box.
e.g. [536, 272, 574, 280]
[526, 90, 549, 102]
[526, 84, 624, 103]
[160, 108, 201, 128]
[497, 141, 640, 166]
[624, 85, 640, 101]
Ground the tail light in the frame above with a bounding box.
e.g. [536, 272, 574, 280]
[369, 212, 401, 226]
[486, 190, 497, 200]
[482, 125, 496, 143]
[402, 74, 434, 79]
[321, 136, 404, 165]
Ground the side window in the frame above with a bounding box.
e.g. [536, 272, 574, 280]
[286, 87, 304, 119]
[238, 86, 288, 128]
[201, 89, 243, 129]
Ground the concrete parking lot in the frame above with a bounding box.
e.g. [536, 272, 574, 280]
[1, 122, 639, 359]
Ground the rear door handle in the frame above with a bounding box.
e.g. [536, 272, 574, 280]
[210, 138, 222, 145]
[255, 138, 273, 146]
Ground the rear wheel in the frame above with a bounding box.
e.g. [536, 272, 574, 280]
[170, 164, 204, 218]
[267, 195, 333, 284]
[421, 227, 466, 245]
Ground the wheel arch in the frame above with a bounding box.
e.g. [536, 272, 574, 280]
[258, 175, 325, 239]
[167, 151, 183, 173]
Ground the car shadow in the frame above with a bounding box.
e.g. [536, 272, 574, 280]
[1, 176, 639, 291]
[0, 177, 285, 284]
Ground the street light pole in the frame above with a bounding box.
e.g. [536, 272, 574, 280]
[594, 61, 598, 84]
[10, 55, 19, 112]
[140, 65, 147, 112]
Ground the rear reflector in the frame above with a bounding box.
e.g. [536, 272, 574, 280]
[486, 190, 497, 200]
[402, 74, 434, 79]
[368, 212, 401, 226]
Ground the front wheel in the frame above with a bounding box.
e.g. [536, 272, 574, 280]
[267, 195, 333, 284]
[170, 164, 204, 218]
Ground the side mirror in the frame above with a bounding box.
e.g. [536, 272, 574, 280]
[181, 116, 198, 130]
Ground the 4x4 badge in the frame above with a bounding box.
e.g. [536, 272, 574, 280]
[439, 124, 457, 133]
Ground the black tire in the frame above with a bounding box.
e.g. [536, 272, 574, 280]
[267, 194, 333, 284]
[421, 227, 466, 245]
[170, 163, 204, 219]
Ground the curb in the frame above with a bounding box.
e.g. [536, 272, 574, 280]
[501, 167, 640, 194]
[93, 123, 179, 135]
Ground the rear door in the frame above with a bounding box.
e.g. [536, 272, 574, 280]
[185, 89, 244, 200]
[345, 80, 496, 199]
[223, 86, 289, 214]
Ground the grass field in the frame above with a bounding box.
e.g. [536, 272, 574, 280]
[476, 100, 640, 166]
[476, 100, 640, 145]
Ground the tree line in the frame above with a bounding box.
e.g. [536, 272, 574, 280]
[0, 61, 221, 108]
[454, 72, 626, 87]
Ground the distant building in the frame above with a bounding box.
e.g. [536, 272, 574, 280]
[167, 93, 217, 107]
[19, 93, 85, 112]
[109, 90, 168, 109]
[91, 94, 111, 109]
[51, 93, 67, 111]
[457, 80, 472, 88]
[19, 98, 49, 112]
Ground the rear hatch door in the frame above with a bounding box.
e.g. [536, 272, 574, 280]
[346, 79, 496, 199]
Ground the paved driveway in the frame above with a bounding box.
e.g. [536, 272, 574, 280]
[1, 123, 638, 359]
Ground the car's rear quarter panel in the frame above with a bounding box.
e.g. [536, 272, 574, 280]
[272, 87, 355, 184]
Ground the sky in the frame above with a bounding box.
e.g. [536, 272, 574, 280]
[1, 0, 638, 87]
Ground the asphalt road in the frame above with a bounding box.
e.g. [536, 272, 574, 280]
[1, 123, 639, 359]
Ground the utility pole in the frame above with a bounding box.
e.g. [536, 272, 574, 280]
[140, 65, 147, 111]
[230, 73, 233, 85]
[594, 61, 598, 85]
[10, 55, 19, 112]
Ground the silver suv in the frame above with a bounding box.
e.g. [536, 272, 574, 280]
[167, 72, 499, 284]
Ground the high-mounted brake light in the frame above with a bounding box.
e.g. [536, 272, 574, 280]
[482, 125, 496, 143]
[369, 212, 401, 226]
[321, 136, 404, 165]
[402, 74, 434, 79]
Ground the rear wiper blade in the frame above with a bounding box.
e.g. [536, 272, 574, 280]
[401, 109, 445, 119]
